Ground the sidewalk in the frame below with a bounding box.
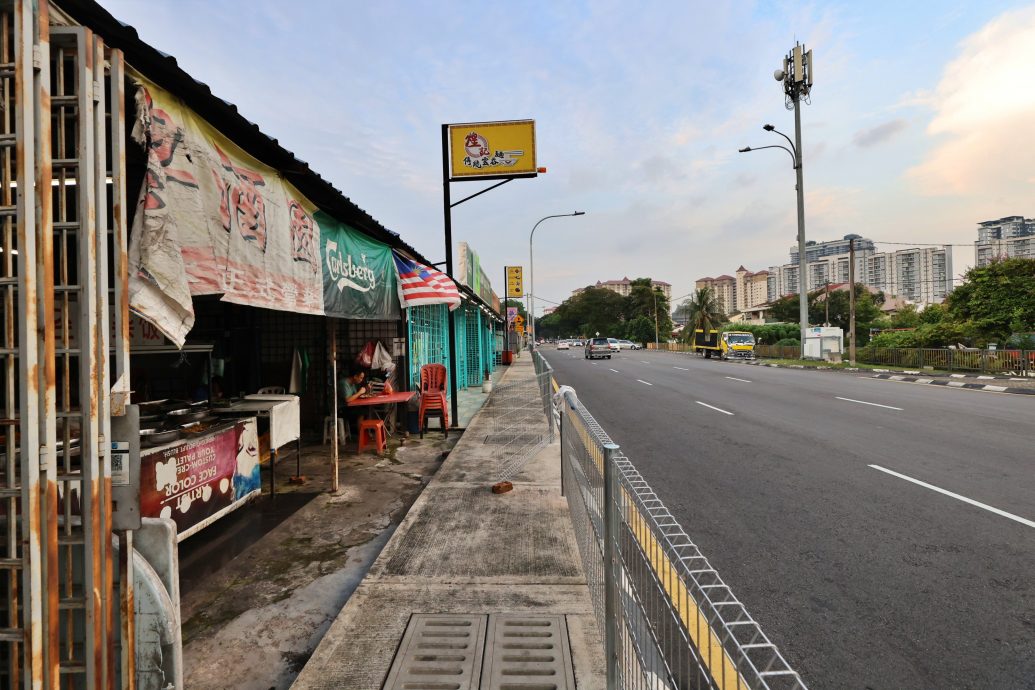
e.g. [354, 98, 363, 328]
[291, 357, 605, 689]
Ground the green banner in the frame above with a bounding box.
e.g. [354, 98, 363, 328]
[317, 211, 399, 320]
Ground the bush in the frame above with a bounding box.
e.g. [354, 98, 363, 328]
[774, 337, 801, 346]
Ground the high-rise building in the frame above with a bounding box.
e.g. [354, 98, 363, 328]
[789, 234, 875, 264]
[974, 216, 1034, 266]
[768, 238, 952, 305]
[695, 267, 768, 316]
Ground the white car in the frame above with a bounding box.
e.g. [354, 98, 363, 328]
[607, 338, 620, 352]
[557, 341, 570, 350]
[619, 339, 641, 350]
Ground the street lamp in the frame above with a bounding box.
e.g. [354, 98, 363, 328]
[651, 288, 660, 347]
[529, 212, 586, 348]
[738, 43, 813, 351]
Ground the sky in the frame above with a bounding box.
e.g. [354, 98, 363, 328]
[102, 0, 1035, 312]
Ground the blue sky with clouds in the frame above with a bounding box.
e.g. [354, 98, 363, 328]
[104, 0, 1035, 310]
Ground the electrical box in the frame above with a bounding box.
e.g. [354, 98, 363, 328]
[804, 326, 844, 362]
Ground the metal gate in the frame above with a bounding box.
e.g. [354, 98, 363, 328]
[407, 303, 450, 394]
[0, 2, 130, 686]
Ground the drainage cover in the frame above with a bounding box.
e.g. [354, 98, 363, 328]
[383, 614, 487, 690]
[481, 614, 576, 690]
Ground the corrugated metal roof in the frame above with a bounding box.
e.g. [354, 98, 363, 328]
[58, 0, 436, 266]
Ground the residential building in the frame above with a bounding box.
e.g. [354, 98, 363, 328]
[767, 237, 952, 305]
[695, 275, 736, 316]
[572, 277, 672, 300]
[974, 216, 1035, 266]
[789, 234, 875, 264]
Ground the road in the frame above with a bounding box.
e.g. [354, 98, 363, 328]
[544, 348, 1035, 689]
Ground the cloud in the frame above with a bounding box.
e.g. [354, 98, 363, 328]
[908, 6, 1035, 198]
[852, 119, 907, 148]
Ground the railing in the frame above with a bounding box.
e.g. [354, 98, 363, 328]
[487, 353, 555, 482]
[533, 351, 806, 690]
[854, 347, 1033, 375]
[753, 344, 802, 360]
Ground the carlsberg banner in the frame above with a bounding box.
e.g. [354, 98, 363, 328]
[317, 211, 399, 320]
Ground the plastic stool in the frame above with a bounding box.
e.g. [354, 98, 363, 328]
[358, 419, 387, 454]
[322, 416, 349, 445]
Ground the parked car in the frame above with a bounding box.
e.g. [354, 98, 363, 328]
[585, 337, 612, 360]
[619, 339, 641, 350]
[607, 338, 620, 352]
[557, 341, 570, 350]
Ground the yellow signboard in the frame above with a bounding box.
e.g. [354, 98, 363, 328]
[506, 266, 524, 298]
[448, 120, 537, 179]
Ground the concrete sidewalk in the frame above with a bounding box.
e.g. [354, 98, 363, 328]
[292, 356, 605, 689]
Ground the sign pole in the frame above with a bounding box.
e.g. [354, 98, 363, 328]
[503, 266, 510, 359]
[441, 124, 460, 427]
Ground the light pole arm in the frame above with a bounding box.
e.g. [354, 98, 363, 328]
[529, 212, 585, 347]
[739, 144, 797, 168]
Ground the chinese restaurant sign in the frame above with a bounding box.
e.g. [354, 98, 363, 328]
[447, 120, 537, 179]
[140, 419, 261, 542]
[317, 211, 399, 320]
[506, 266, 523, 298]
[128, 74, 325, 346]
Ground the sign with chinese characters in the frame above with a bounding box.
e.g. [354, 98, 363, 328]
[506, 266, 523, 298]
[447, 120, 537, 179]
[128, 74, 325, 346]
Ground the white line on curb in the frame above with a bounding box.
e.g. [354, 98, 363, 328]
[835, 396, 902, 411]
[869, 464, 1035, 529]
[674, 367, 689, 371]
[695, 401, 733, 415]
[636, 379, 653, 386]
[725, 376, 751, 383]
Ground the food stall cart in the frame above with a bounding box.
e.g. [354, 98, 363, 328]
[211, 394, 301, 496]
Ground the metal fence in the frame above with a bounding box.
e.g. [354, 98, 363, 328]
[855, 347, 1033, 375]
[533, 352, 806, 690]
[486, 354, 555, 482]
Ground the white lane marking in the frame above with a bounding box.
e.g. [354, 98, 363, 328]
[674, 367, 689, 371]
[636, 379, 653, 386]
[640, 360, 650, 364]
[869, 464, 1035, 529]
[609, 368, 619, 373]
[835, 396, 902, 411]
[695, 401, 733, 416]
[725, 376, 752, 383]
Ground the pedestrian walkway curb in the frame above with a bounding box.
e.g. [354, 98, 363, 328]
[869, 373, 1035, 394]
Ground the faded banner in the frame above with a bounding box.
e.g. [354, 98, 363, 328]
[128, 73, 325, 345]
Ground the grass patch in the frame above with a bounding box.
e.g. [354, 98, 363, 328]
[756, 358, 951, 374]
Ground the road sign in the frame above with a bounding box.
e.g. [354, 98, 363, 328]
[513, 314, 525, 327]
[506, 266, 523, 298]
[447, 120, 537, 179]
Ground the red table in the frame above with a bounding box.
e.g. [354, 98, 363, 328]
[347, 391, 416, 436]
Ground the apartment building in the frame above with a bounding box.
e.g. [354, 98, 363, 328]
[572, 277, 672, 300]
[768, 238, 952, 305]
[974, 216, 1034, 266]
[696, 266, 768, 316]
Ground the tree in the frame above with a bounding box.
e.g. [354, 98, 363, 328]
[945, 258, 1035, 344]
[625, 315, 656, 345]
[679, 287, 726, 342]
[626, 279, 672, 343]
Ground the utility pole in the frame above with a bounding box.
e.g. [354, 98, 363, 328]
[849, 237, 856, 365]
[652, 289, 659, 347]
[824, 280, 830, 326]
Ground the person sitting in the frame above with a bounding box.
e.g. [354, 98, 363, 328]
[339, 367, 368, 404]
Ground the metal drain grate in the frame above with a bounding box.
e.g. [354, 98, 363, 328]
[481, 615, 576, 690]
[383, 614, 488, 690]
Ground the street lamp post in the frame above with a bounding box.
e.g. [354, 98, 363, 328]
[738, 43, 813, 350]
[529, 212, 586, 348]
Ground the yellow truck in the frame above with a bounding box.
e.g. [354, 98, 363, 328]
[692, 329, 756, 360]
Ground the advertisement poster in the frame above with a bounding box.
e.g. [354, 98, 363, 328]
[318, 211, 400, 320]
[140, 418, 260, 541]
[128, 74, 325, 346]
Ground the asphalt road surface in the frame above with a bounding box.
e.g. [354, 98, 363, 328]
[544, 348, 1035, 689]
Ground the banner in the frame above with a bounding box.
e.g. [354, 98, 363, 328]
[457, 242, 496, 307]
[128, 75, 325, 345]
[140, 419, 260, 541]
[318, 212, 399, 320]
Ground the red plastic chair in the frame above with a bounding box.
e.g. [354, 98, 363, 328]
[419, 363, 449, 438]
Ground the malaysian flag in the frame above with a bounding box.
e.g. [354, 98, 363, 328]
[393, 253, 461, 311]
